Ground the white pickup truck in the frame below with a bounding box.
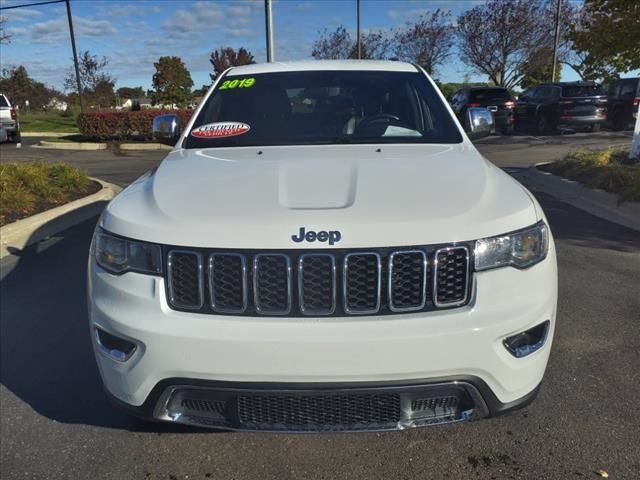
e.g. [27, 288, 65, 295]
[88, 60, 557, 432]
[0, 93, 20, 143]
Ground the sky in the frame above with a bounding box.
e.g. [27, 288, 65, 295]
[0, 0, 636, 94]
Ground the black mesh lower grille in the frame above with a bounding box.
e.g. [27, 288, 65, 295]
[237, 393, 401, 431]
[344, 253, 380, 313]
[168, 252, 202, 308]
[161, 383, 480, 432]
[181, 398, 226, 417]
[435, 248, 469, 305]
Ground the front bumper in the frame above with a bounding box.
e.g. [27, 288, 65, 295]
[88, 244, 557, 430]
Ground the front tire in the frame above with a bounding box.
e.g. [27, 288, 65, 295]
[590, 123, 601, 132]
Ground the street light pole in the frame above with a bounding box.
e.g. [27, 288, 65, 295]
[356, 0, 361, 59]
[65, 0, 84, 113]
[265, 0, 274, 62]
[551, 0, 562, 82]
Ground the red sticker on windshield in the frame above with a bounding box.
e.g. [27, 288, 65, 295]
[191, 122, 250, 138]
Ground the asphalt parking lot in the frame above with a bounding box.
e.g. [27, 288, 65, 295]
[1, 131, 639, 479]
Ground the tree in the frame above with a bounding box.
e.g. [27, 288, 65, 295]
[457, 0, 554, 88]
[0, 16, 10, 44]
[0, 66, 59, 110]
[393, 10, 454, 75]
[311, 25, 391, 60]
[116, 86, 145, 100]
[192, 84, 210, 97]
[519, 47, 561, 89]
[567, 0, 640, 81]
[93, 80, 116, 108]
[210, 47, 254, 80]
[152, 56, 193, 107]
[64, 50, 114, 95]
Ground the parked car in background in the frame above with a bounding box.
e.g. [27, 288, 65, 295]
[0, 94, 20, 143]
[450, 87, 515, 134]
[607, 77, 639, 130]
[514, 81, 607, 134]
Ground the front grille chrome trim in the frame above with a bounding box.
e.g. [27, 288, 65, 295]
[298, 253, 337, 316]
[253, 254, 292, 316]
[208, 253, 248, 314]
[433, 246, 470, 308]
[167, 250, 204, 310]
[343, 252, 382, 315]
[388, 249, 428, 313]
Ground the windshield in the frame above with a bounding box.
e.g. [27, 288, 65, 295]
[185, 70, 462, 148]
[561, 85, 605, 98]
[469, 88, 511, 101]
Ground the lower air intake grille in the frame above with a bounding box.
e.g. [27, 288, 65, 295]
[237, 393, 401, 431]
[158, 382, 484, 431]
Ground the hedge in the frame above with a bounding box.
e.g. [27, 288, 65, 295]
[77, 109, 194, 140]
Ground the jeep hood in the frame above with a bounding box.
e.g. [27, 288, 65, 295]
[102, 144, 539, 248]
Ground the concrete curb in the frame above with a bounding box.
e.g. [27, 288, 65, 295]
[34, 140, 171, 151]
[21, 131, 77, 138]
[35, 140, 106, 150]
[119, 143, 172, 151]
[0, 178, 122, 259]
[519, 163, 640, 232]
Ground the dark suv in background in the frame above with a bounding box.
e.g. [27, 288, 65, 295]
[450, 87, 515, 134]
[607, 77, 639, 130]
[514, 81, 607, 134]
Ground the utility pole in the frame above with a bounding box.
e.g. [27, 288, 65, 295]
[356, 0, 361, 59]
[65, 0, 84, 113]
[265, 0, 274, 62]
[551, 0, 562, 82]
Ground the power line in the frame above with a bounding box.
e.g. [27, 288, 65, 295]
[0, 0, 64, 11]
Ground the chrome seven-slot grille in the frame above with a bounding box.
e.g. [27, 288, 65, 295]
[166, 245, 471, 317]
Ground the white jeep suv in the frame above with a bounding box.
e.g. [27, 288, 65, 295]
[88, 60, 557, 432]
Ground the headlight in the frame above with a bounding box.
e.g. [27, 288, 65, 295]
[475, 221, 548, 271]
[94, 229, 162, 275]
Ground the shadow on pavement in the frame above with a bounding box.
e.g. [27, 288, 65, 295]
[516, 180, 640, 253]
[0, 212, 203, 433]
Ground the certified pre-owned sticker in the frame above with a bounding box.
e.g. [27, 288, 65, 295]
[191, 122, 250, 139]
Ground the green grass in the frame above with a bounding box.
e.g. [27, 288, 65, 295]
[0, 162, 93, 226]
[19, 111, 79, 133]
[542, 149, 640, 203]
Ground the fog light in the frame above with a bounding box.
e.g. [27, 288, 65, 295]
[503, 321, 550, 358]
[94, 327, 137, 362]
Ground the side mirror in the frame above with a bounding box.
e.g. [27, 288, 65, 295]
[152, 114, 181, 146]
[465, 107, 494, 140]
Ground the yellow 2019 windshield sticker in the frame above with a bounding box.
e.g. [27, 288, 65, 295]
[219, 77, 256, 90]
